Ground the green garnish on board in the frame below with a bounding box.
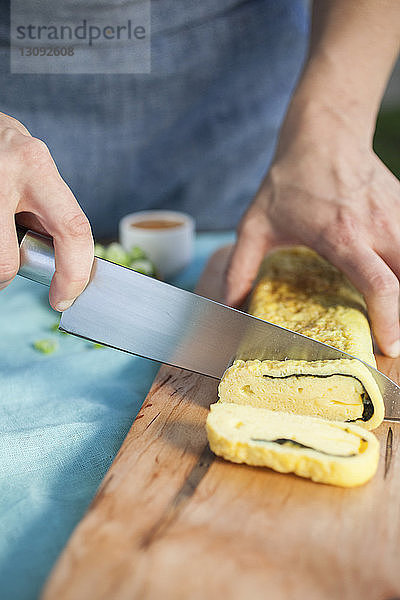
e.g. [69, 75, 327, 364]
[33, 338, 59, 355]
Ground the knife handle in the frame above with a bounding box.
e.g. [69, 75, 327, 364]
[16, 225, 55, 287]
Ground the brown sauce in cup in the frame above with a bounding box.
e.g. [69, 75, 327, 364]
[131, 219, 184, 229]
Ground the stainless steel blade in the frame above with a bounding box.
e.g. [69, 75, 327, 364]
[60, 258, 400, 421]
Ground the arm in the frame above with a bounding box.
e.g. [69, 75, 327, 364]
[0, 112, 93, 310]
[225, 0, 400, 356]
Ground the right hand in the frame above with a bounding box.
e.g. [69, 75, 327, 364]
[0, 112, 94, 311]
[225, 102, 400, 358]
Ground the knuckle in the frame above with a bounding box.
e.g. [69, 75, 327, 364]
[1, 126, 21, 145]
[17, 137, 51, 165]
[1, 126, 26, 147]
[0, 114, 30, 133]
[60, 211, 92, 240]
[323, 208, 360, 251]
[367, 271, 399, 298]
[237, 212, 263, 239]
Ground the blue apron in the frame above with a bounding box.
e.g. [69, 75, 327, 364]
[0, 0, 309, 238]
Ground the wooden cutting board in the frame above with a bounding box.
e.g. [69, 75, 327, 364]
[43, 246, 400, 600]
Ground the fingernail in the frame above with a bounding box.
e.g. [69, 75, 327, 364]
[386, 340, 400, 358]
[55, 299, 75, 312]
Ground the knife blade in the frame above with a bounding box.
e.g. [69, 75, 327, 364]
[17, 227, 400, 420]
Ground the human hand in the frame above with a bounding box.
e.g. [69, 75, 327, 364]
[225, 104, 400, 357]
[0, 112, 93, 310]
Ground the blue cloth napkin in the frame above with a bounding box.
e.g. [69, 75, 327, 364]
[0, 231, 234, 600]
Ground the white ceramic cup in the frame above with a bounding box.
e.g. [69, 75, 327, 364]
[119, 210, 195, 278]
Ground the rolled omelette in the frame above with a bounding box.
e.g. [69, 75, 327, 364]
[206, 403, 379, 487]
[219, 247, 384, 430]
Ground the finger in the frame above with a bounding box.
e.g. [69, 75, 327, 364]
[224, 207, 274, 307]
[0, 113, 31, 137]
[323, 244, 400, 358]
[29, 178, 94, 312]
[0, 213, 20, 291]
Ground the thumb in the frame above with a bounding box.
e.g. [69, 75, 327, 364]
[224, 206, 275, 307]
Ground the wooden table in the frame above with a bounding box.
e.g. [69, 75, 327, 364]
[43, 246, 400, 600]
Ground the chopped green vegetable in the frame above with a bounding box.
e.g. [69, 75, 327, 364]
[92, 343, 104, 349]
[104, 243, 130, 267]
[50, 320, 68, 335]
[130, 258, 155, 276]
[129, 245, 147, 261]
[93, 240, 156, 276]
[33, 338, 59, 355]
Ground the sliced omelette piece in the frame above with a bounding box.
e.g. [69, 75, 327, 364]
[206, 403, 380, 487]
[219, 358, 383, 429]
[220, 246, 384, 430]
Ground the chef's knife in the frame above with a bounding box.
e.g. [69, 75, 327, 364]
[17, 226, 400, 421]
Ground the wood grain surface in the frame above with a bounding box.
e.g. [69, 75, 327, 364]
[42, 246, 400, 600]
